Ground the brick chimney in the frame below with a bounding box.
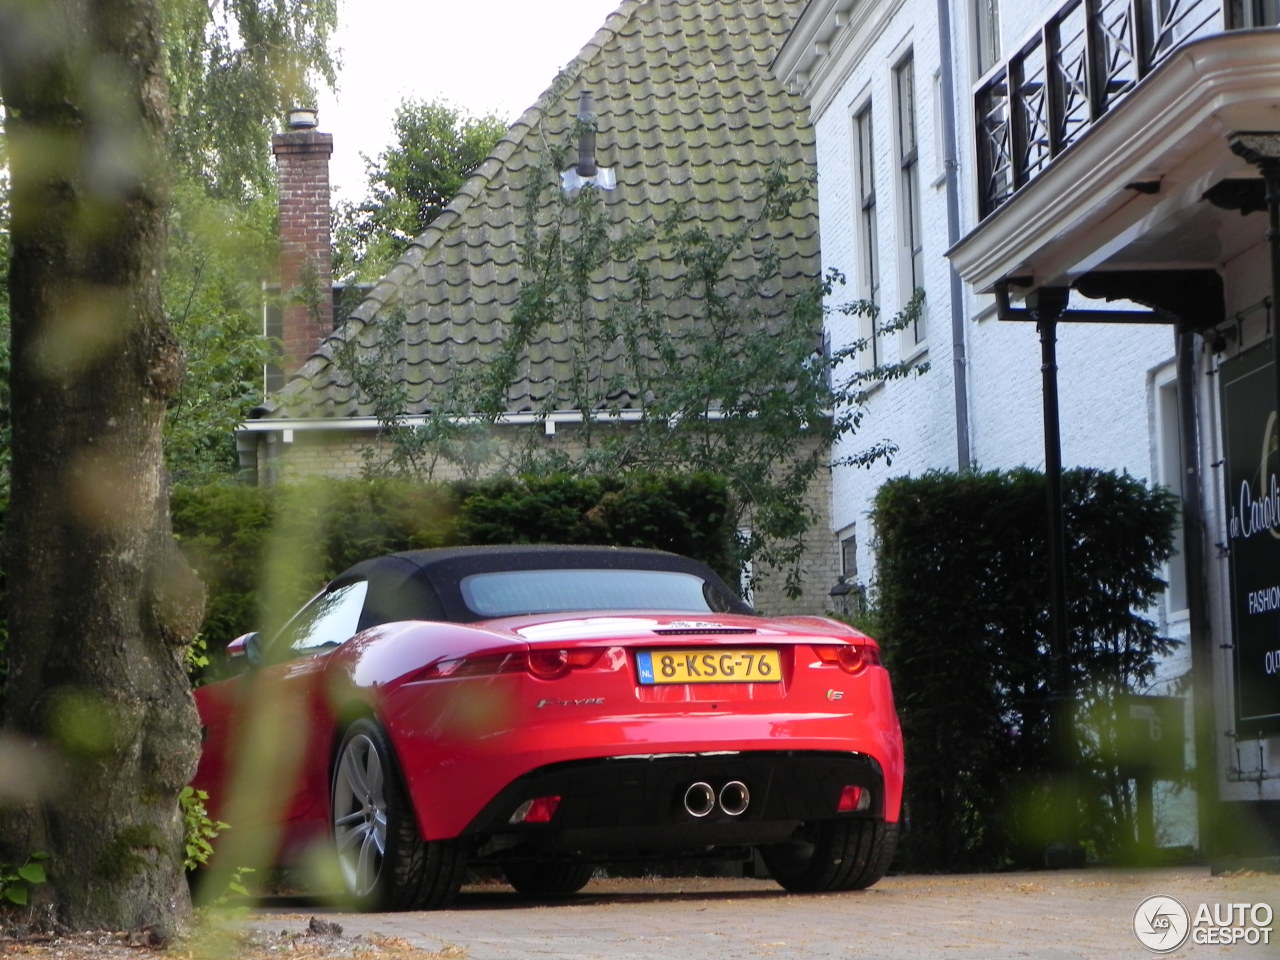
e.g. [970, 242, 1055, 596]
[272, 107, 334, 375]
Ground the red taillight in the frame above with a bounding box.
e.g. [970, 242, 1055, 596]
[813, 643, 881, 675]
[527, 648, 602, 680]
[510, 795, 562, 824]
[528, 647, 603, 680]
[417, 648, 603, 681]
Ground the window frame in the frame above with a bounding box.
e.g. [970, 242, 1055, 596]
[973, 0, 1002, 79]
[893, 49, 926, 353]
[851, 98, 881, 374]
[1152, 364, 1188, 621]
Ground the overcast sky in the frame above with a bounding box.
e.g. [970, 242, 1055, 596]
[317, 0, 623, 204]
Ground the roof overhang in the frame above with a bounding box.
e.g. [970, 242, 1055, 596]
[774, 0, 909, 117]
[949, 29, 1280, 297]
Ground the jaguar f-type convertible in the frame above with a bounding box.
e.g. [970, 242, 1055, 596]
[192, 545, 903, 910]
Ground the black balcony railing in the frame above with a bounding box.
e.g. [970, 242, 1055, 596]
[975, 0, 1278, 220]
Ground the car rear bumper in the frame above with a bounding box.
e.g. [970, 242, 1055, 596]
[461, 750, 887, 859]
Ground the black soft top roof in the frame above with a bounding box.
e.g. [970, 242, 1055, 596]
[331, 545, 752, 627]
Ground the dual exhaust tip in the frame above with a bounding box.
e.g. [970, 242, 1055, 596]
[683, 780, 750, 818]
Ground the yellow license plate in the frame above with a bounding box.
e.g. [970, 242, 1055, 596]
[637, 649, 781, 684]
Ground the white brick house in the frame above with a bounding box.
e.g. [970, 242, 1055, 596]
[778, 0, 1280, 860]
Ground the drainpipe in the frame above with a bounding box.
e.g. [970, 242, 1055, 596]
[936, 0, 972, 472]
[1030, 286, 1081, 863]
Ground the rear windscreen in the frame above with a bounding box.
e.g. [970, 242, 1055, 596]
[459, 568, 722, 618]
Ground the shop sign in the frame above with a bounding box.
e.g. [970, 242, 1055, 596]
[1221, 346, 1280, 736]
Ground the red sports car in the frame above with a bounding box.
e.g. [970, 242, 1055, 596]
[192, 545, 903, 910]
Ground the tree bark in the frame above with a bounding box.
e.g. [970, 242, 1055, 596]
[0, 0, 203, 934]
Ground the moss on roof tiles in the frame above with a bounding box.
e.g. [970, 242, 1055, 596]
[270, 0, 815, 420]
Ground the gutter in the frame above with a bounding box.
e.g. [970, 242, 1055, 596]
[238, 408, 653, 438]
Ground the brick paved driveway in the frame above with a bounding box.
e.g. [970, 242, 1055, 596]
[251, 866, 1280, 959]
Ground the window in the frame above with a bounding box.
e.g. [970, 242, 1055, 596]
[894, 53, 926, 347]
[833, 524, 865, 617]
[278, 580, 370, 656]
[852, 103, 880, 370]
[974, 0, 1001, 77]
[840, 525, 858, 581]
[262, 283, 364, 394]
[1254, 0, 1280, 26]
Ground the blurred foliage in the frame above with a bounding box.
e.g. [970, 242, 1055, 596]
[156, 0, 338, 483]
[0, 222, 8, 697]
[872, 467, 1180, 871]
[334, 99, 507, 282]
[163, 180, 277, 485]
[162, 0, 338, 204]
[0, 192, 8, 498]
[170, 472, 736, 679]
[0, 1, 335, 486]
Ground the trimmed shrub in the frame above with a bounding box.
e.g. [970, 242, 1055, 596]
[872, 467, 1178, 871]
[456, 472, 738, 584]
[171, 472, 736, 648]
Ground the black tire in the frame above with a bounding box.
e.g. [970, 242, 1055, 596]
[331, 718, 466, 910]
[502, 860, 596, 897]
[760, 819, 898, 893]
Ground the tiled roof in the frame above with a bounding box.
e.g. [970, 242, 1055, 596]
[265, 0, 817, 419]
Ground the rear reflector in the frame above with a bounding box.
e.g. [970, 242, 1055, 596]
[510, 795, 562, 824]
[837, 785, 871, 813]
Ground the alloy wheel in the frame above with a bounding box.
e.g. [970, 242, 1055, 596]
[333, 732, 388, 897]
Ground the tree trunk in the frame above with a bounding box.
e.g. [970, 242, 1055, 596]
[0, 0, 203, 934]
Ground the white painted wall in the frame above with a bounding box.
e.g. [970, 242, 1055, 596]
[792, 0, 1280, 841]
[810, 0, 1175, 607]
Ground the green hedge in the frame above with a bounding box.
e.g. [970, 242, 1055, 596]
[872, 467, 1179, 871]
[172, 472, 736, 644]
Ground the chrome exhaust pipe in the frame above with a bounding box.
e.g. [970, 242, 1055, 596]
[683, 781, 716, 818]
[718, 780, 750, 817]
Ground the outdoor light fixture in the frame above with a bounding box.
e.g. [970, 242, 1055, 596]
[828, 577, 854, 616]
[828, 577, 863, 617]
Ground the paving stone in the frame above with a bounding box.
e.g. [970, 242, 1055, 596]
[250, 866, 1280, 959]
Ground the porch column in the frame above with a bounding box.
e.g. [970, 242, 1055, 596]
[1028, 286, 1082, 864]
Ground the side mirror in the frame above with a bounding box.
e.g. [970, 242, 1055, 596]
[225, 632, 262, 667]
